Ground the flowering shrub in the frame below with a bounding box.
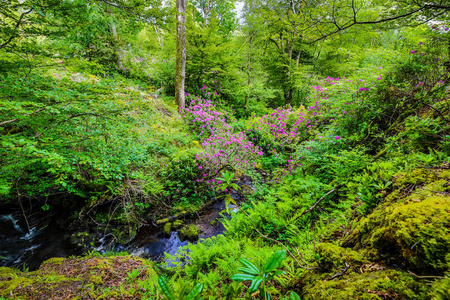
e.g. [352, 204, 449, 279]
[182, 91, 264, 189]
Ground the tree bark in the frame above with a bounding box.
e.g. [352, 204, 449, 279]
[175, 0, 187, 111]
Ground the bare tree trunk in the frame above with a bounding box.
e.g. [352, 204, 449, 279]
[175, 0, 187, 111]
[245, 35, 253, 109]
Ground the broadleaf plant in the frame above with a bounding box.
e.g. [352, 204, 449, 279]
[231, 250, 287, 299]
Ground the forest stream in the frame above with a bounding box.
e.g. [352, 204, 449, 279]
[0, 199, 234, 271]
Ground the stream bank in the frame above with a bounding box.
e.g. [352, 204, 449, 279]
[0, 198, 230, 271]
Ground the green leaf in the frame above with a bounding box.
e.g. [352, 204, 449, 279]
[231, 274, 256, 282]
[225, 194, 237, 214]
[158, 277, 175, 300]
[237, 267, 260, 275]
[238, 258, 260, 275]
[230, 183, 241, 190]
[248, 276, 263, 293]
[262, 250, 286, 273]
[290, 291, 301, 300]
[186, 283, 204, 300]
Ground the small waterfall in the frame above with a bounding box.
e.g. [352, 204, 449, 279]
[0, 214, 24, 234]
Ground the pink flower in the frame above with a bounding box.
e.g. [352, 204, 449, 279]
[335, 136, 341, 140]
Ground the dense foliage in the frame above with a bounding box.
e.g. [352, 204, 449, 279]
[1, 0, 450, 299]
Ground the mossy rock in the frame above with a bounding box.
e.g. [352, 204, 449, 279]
[172, 219, 183, 229]
[179, 224, 199, 241]
[162, 222, 172, 237]
[316, 243, 370, 273]
[156, 218, 169, 225]
[348, 195, 450, 272]
[301, 269, 430, 299]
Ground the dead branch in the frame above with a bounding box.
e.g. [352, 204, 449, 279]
[325, 262, 350, 281]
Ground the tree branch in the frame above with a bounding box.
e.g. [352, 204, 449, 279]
[0, 8, 33, 50]
[0, 107, 46, 126]
[308, 5, 446, 44]
[297, 185, 343, 218]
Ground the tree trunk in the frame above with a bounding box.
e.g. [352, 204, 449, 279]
[245, 35, 253, 109]
[175, 0, 187, 111]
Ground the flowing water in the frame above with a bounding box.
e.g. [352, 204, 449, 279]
[0, 180, 252, 271]
[0, 212, 79, 270]
[0, 199, 229, 271]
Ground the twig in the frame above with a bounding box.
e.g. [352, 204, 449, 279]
[408, 270, 445, 279]
[292, 185, 343, 222]
[325, 262, 350, 281]
[16, 177, 31, 233]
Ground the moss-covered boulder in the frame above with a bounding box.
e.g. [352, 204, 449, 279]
[179, 224, 199, 241]
[173, 219, 183, 229]
[0, 255, 158, 299]
[343, 167, 450, 273]
[297, 168, 450, 299]
[347, 195, 450, 272]
[302, 269, 430, 299]
[162, 222, 172, 237]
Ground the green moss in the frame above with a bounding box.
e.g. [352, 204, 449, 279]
[349, 195, 450, 272]
[156, 218, 169, 225]
[35, 274, 70, 284]
[173, 219, 183, 229]
[316, 243, 369, 273]
[395, 168, 430, 186]
[42, 257, 65, 266]
[0, 266, 14, 278]
[89, 275, 104, 285]
[0, 277, 33, 295]
[429, 275, 450, 299]
[162, 222, 172, 237]
[302, 269, 429, 299]
[179, 224, 199, 241]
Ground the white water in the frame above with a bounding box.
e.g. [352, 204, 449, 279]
[0, 214, 24, 234]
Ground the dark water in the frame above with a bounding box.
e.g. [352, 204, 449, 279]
[0, 199, 229, 271]
[0, 176, 256, 271]
[0, 212, 79, 270]
[123, 199, 228, 265]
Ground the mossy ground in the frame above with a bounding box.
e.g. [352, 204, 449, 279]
[0, 255, 157, 299]
[297, 166, 450, 300]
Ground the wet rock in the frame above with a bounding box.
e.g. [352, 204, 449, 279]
[179, 224, 199, 241]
